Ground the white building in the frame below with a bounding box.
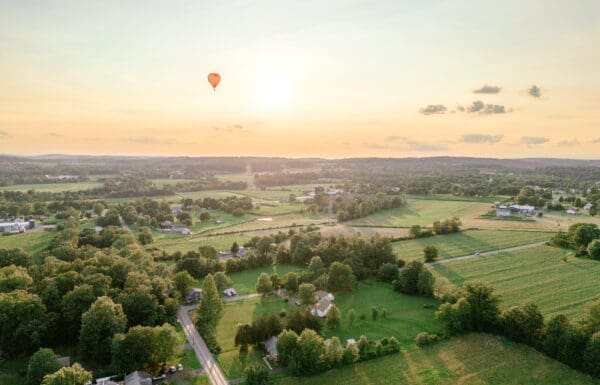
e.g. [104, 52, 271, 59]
[0, 218, 31, 233]
[583, 203, 593, 211]
[495, 206, 511, 217]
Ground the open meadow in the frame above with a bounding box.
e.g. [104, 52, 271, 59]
[432, 245, 600, 318]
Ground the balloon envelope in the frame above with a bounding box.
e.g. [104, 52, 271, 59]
[207, 73, 221, 90]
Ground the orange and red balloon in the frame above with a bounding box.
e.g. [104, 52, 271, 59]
[207, 73, 221, 90]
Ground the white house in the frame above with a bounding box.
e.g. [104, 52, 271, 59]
[495, 206, 511, 217]
[583, 203, 593, 211]
[311, 291, 335, 318]
[0, 218, 31, 233]
[509, 204, 536, 215]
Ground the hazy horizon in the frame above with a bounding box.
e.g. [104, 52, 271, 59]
[1, 1, 599, 158]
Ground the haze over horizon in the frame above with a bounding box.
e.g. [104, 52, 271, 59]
[1, 1, 599, 158]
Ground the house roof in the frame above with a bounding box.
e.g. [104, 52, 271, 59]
[124, 371, 152, 385]
[56, 356, 70, 367]
[313, 297, 332, 314]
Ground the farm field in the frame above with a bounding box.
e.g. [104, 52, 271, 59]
[321, 281, 442, 350]
[200, 212, 329, 236]
[432, 245, 600, 318]
[392, 229, 553, 262]
[345, 198, 490, 228]
[274, 333, 600, 385]
[151, 232, 254, 254]
[250, 202, 305, 216]
[0, 181, 103, 192]
[216, 296, 295, 378]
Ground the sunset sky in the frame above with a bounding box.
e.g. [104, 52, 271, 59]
[1, 0, 599, 158]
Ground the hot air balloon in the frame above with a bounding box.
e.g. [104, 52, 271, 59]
[207, 73, 221, 91]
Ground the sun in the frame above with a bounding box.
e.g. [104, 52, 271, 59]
[255, 71, 293, 111]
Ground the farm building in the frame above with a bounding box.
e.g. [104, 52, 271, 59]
[509, 204, 536, 215]
[495, 206, 511, 217]
[0, 218, 33, 233]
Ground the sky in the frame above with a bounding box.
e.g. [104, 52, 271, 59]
[0, 0, 599, 158]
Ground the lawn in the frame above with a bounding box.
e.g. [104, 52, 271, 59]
[250, 203, 305, 216]
[0, 230, 55, 256]
[274, 333, 600, 385]
[216, 264, 304, 296]
[345, 198, 490, 228]
[392, 230, 553, 262]
[0, 356, 28, 385]
[322, 281, 442, 350]
[432, 245, 600, 318]
[152, 232, 254, 254]
[216, 296, 295, 378]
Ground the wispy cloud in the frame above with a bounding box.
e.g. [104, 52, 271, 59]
[520, 136, 549, 145]
[363, 138, 448, 152]
[363, 142, 389, 150]
[461, 134, 504, 144]
[0, 130, 8, 138]
[527, 85, 542, 98]
[384, 136, 407, 142]
[557, 139, 580, 147]
[465, 100, 509, 114]
[49, 132, 62, 137]
[213, 124, 247, 133]
[419, 104, 447, 115]
[473, 85, 501, 94]
[125, 136, 159, 144]
[591, 138, 600, 144]
[405, 141, 448, 152]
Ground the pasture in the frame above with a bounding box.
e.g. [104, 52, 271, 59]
[0, 230, 55, 256]
[392, 229, 553, 262]
[0, 181, 102, 192]
[321, 281, 442, 350]
[432, 245, 600, 318]
[345, 198, 490, 228]
[274, 333, 600, 385]
[216, 296, 294, 378]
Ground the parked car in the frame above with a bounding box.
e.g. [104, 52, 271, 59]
[177, 363, 183, 371]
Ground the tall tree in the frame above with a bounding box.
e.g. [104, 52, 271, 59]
[41, 363, 92, 385]
[79, 296, 127, 364]
[196, 274, 223, 326]
[298, 283, 316, 305]
[26, 348, 61, 385]
[256, 273, 274, 296]
[326, 304, 341, 330]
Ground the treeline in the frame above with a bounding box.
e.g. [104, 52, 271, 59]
[254, 172, 327, 187]
[305, 192, 405, 222]
[436, 282, 600, 378]
[550, 223, 600, 259]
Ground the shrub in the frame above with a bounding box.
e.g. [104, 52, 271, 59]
[415, 332, 439, 347]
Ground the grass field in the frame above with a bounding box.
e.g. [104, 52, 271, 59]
[321, 281, 442, 350]
[152, 232, 254, 254]
[251, 203, 305, 216]
[432, 245, 600, 318]
[274, 333, 600, 385]
[0, 181, 103, 192]
[0, 230, 55, 256]
[346, 198, 489, 228]
[214, 264, 304, 296]
[392, 230, 553, 262]
[216, 296, 295, 378]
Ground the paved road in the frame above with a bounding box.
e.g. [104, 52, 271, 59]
[177, 305, 228, 385]
[426, 241, 549, 266]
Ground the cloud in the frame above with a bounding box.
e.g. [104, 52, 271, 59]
[384, 136, 407, 142]
[557, 139, 580, 147]
[466, 100, 508, 114]
[520, 136, 549, 145]
[125, 136, 159, 144]
[461, 134, 504, 144]
[473, 85, 501, 94]
[419, 104, 447, 115]
[363, 142, 390, 150]
[0, 130, 8, 138]
[527, 85, 542, 98]
[405, 140, 448, 152]
[213, 124, 247, 132]
[591, 138, 600, 144]
[49, 132, 62, 137]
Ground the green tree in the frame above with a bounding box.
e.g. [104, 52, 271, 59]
[0, 265, 33, 292]
[409, 225, 422, 238]
[137, 226, 154, 245]
[26, 348, 61, 385]
[256, 273, 274, 296]
[92, 202, 105, 216]
[298, 283, 316, 305]
[283, 272, 299, 293]
[231, 241, 240, 255]
[172, 271, 196, 300]
[394, 261, 423, 295]
[276, 329, 299, 366]
[342, 341, 359, 364]
[111, 324, 181, 374]
[289, 329, 326, 375]
[0, 290, 47, 355]
[500, 303, 544, 345]
[62, 284, 96, 342]
[41, 363, 91, 385]
[214, 272, 233, 292]
[326, 304, 341, 330]
[79, 296, 127, 364]
[417, 268, 435, 297]
[308, 256, 324, 272]
[196, 274, 223, 327]
[377, 263, 398, 283]
[243, 364, 271, 385]
[324, 336, 344, 368]
[328, 262, 355, 293]
[584, 331, 600, 377]
[587, 239, 600, 260]
[423, 245, 438, 263]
